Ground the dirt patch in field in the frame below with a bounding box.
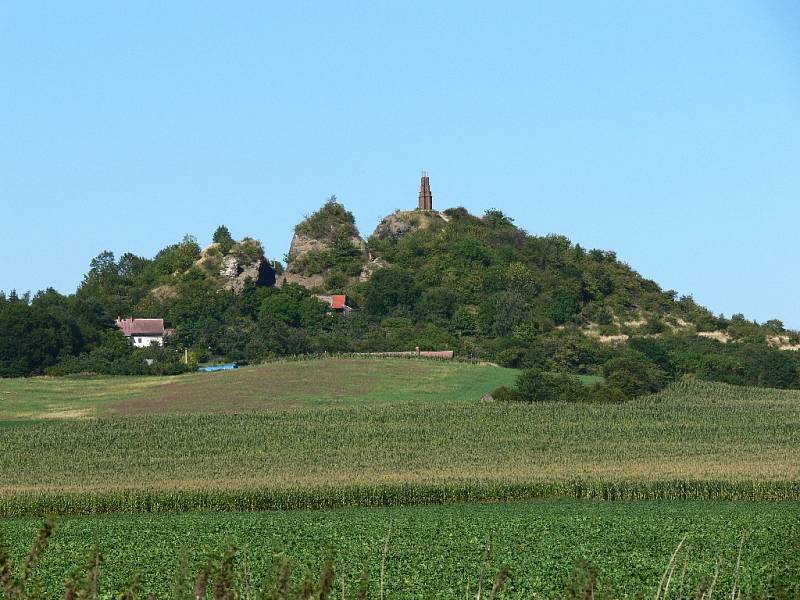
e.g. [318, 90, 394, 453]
[14, 408, 95, 420]
[43, 408, 94, 419]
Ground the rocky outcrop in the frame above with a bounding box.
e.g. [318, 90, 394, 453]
[286, 232, 366, 264]
[371, 210, 448, 241]
[281, 199, 368, 292]
[359, 254, 389, 282]
[279, 261, 327, 290]
[219, 254, 275, 293]
[219, 255, 239, 279]
[195, 238, 276, 294]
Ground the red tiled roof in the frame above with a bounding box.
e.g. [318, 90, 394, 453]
[115, 317, 165, 337]
[330, 295, 347, 310]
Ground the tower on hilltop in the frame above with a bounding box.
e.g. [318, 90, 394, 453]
[418, 171, 433, 211]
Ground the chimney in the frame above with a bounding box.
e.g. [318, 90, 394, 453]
[418, 171, 433, 211]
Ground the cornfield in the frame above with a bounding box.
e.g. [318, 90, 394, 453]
[1, 480, 800, 517]
[1, 379, 798, 501]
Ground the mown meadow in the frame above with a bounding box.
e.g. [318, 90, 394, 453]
[0, 358, 518, 420]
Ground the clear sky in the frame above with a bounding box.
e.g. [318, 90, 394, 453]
[1, 2, 798, 327]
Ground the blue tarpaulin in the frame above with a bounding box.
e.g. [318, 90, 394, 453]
[198, 363, 238, 372]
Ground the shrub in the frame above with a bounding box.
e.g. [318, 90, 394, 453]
[490, 385, 519, 402]
[295, 197, 359, 242]
[603, 350, 667, 398]
[230, 238, 265, 265]
[644, 318, 666, 334]
[497, 348, 526, 369]
[515, 368, 585, 402]
[583, 383, 628, 403]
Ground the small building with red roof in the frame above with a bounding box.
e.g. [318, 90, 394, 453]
[315, 294, 353, 315]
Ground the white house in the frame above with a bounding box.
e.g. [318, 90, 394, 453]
[115, 317, 166, 348]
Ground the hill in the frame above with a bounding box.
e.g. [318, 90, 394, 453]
[1, 197, 799, 387]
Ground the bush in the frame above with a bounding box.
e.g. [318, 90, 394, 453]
[583, 383, 628, 403]
[603, 350, 667, 398]
[295, 197, 359, 242]
[490, 385, 519, 402]
[644, 318, 666, 334]
[515, 368, 585, 402]
[496, 348, 526, 369]
[56, 332, 191, 376]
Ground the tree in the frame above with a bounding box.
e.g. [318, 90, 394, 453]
[363, 267, 419, 317]
[0, 289, 87, 376]
[515, 368, 585, 402]
[603, 350, 667, 398]
[213, 225, 235, 254]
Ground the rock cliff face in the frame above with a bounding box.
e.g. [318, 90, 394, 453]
[359, 254, 390, 283]
[281, 199, 368, 292]
[218, 254, 275, 293]
[286, 232, 366, 263]
[196, 238, 275, 294]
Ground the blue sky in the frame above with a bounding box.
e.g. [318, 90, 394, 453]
[1, 2, 799, 327]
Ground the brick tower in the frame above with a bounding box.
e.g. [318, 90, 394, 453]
[418, 171, 433, 210]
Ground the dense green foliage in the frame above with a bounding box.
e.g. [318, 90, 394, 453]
[290, 238, 364, 278]
[2, 203, 799, 384]
[293, 196, 360, 241]
[2, 502, 799, 598]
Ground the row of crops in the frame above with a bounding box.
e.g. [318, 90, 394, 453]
[2, 500, 798, 598]
[2, 480, 800, 517]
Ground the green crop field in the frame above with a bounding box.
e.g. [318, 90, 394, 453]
[2, 501, 798, 598]
[1, 358, 799, 597]
[0, 360, 799, 509]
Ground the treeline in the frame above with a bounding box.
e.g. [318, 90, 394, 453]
[2, 202, 799, 395]
[494, 336, 800, 404]
[0, 290, 189, 377]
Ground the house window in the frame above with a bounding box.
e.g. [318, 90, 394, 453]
[136, 338, 142, 344]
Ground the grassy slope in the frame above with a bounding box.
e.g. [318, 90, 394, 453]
[0, 359, 798, 498]
[0, 358, 518, 420]
[3, 501, 799, 598]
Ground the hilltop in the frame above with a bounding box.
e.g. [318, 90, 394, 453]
[280, 197, 368, 290]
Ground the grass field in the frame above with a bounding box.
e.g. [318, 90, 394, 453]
[0, 358, 518, 419]
[2, 501, 798, 598]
